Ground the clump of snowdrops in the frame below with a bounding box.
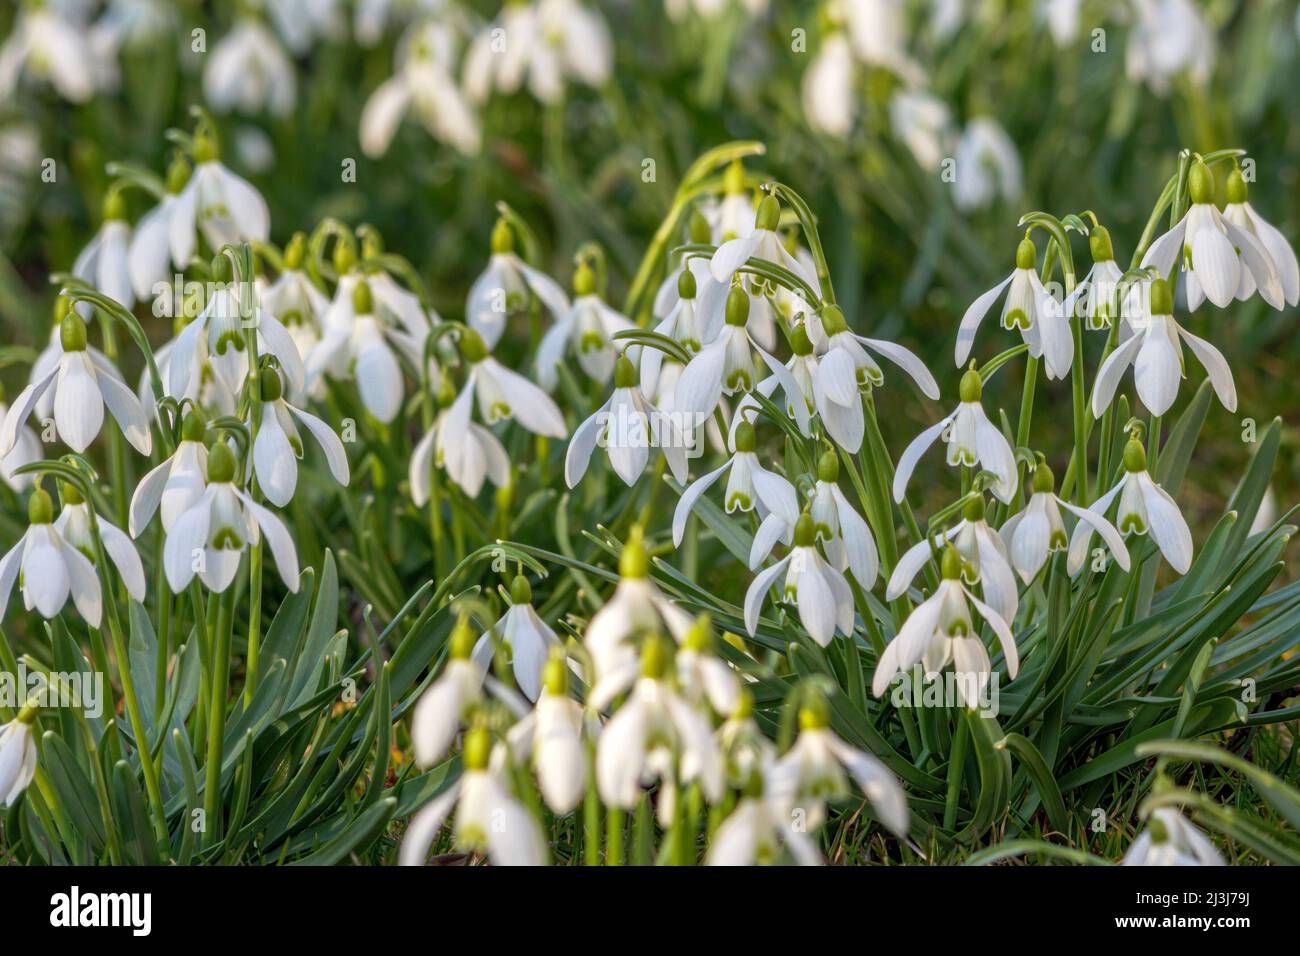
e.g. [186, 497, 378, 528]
[1, 111, 1299, 866]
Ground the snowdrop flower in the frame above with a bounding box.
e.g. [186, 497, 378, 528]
[400, 725, 546, 866]
[305, 279, 409, 423]
[890, 89, 952, 172]
[361, 19, 480, 157]
[1040, 0, 1083, 45]
[1125, 0, 1214, 96]
[595, 634, 724, 819]
[802, 29, 855, 138]
[718, 689, 776, 787]
[744, 513, 855, 647]
[771, 689, 909, 837]
[673, 421, 799, 550]
[871, 545, 1020, 707]
[411, 616, 485, 768]
[1063, 226, 1125, 330]
[0, 398, 41, 491]
[169, 135, 270, 269]
[127, 155, 190, 304]
[53, 482, 145, 605]
[463, 0, 612, 107]
[674, 286, 807, 424]
[536, 262, 636, 390]
[162, 441, 299, 594]
[0, 488, 101, 627]
[650, 210, 716, 327]
[265, 0, 346, 56]
[1, 311, 151, 457]
[1090, 277, 1235, 419]
[567, 357, 689, 488]
[674, 615, 741, 717]
[465, 219, 570, 349]
[473, 576, 560, 702]
[23, 304, 126, 426]
[169, 259, 304, 403]
[1141, 160, 1283, 311]
[436, 330, 566, 491]
[506, 652, 588, 814]
[1069, 436, 1193, 575]
[261, 234, 330, 375]
[584, 530, 696, 701]
[815, 305, 941, 451]
[956, 237, 1073, 379]
[248, 368, 349, 507]
[888, 495, 1019, 626]
[708, 764, 822, 866]
[1220, 168, 1299, 308]
[1122, 806, 1223, 866]
[409, 379, 510, 501]
[709, 196, 820, 296]
[700, 162, 758, 242]
[129, 412, 209, 537]
[204, 17, 296, 118]
[0, 710, 37, 807]
[642, 265, 708, 398]
[893, 368, 1017, 505]
[145, 318, 238, 421]
[952, 118, 1022, 212]
[73, 192, 133, 309]
[0, 3, 100, 104]
[843, 0, 923, 82]
[1000, 460, 1130, 582]
[805, 451, 879, 589]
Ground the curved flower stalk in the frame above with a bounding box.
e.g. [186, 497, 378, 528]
[411, 616, 486, 767]
[872, 545, 1019, 707]
[162, 441, 299, 593]
[168, 134, 270, 267]
[1000, 460, 1130, 582]
[951, 117, 1022, 212]
[888, 495, 1018, 627]
[400, 725, 547, 866]
[673, 421, 798, 551]
[1, 310, 151, 457]
[1090, 277, 1235, 419]
[247, 368, 349, 507]
[1141, 159, 1283, 311]
[1220, 168, 1299, 308]
[0, 488, 102, 626]
[771, 688, 909, 837]
[893, 368, 1017, 505]
[473, 576, 560, 702]
[506, 651, 590, 814]
[744, 513, 855, 647]
[1062, 225, 1124, 330]
[566, 356, 689, 488]
[127, 155, 191, 303]
[0, 398, 41, 491]
[204, 16, 296, 118]
[595, 634, 723, 823]
[803, 450, 879, 590]
[409, 379, 510, 501]
[674, 286, 806, 424]
[73, 193, 134, 310]
[707, 764, 822, 866]
[1069, 436, 1193, 575]
[54, 482, 146, 604]
[536, 261, 637, 391]
[361, 18, 480, 157]
[169, 256, 304, 401]
[956, 236, 1072, 379]
[0, 4, 103, 103]
[1123, 806, 1223, 866]
[463, 0, 612, 107]
[130, 411, 209, 536]
[0, 707, 38, 807]
[466, 218, 570, 348]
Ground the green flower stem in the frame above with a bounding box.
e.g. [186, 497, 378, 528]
[203, 586, 236, 848]
[943, 714, 970, 830]
[583, 745, 601, 866]
[605, 806, 624, 866]
[243, 537, 264, 708]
